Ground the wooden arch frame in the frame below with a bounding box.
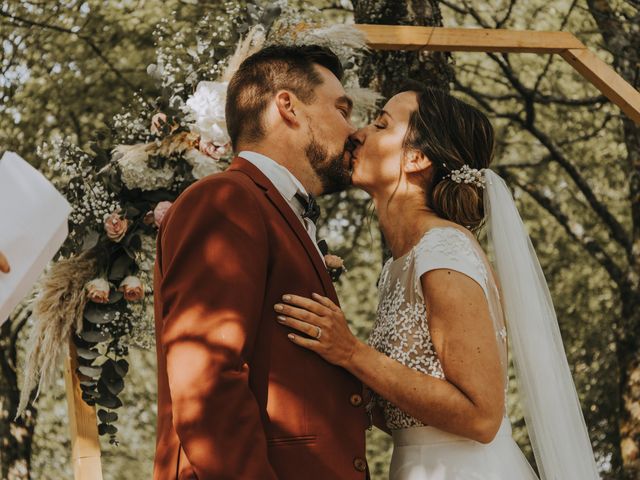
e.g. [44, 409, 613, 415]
[63, 25, 640, 480]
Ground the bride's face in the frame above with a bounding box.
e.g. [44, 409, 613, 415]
[350, 91, 418, 195]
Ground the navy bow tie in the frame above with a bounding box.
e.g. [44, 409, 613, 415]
[294, 192, 321, 224]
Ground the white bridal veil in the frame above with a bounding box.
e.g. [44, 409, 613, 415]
[483, 169, 600, 480]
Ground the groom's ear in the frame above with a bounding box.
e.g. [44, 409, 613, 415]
[403, 149, 432, 174]
[274, 90, 300, 128]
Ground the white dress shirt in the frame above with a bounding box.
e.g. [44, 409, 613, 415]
[238, 151, 325, 262]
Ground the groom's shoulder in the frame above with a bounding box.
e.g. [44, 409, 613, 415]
[172, 170, 261, 213]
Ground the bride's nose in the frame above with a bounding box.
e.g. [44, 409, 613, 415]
[350, 128, 366, 147]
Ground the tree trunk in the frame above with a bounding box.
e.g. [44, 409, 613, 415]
[0, 316, 37, 480]
[618, 297, 640, 479]
[352, 0, 454, 97]
[352, 0, 455, 261]
[586, 2, 640, 477]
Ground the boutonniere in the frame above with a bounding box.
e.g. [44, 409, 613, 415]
[317, 239, 347, 282]
[324, 254, 346, 282]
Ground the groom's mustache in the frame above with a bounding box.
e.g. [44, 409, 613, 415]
[345, 137, 358, 155]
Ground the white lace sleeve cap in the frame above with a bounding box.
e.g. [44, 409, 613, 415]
[413, 227, 489, 298]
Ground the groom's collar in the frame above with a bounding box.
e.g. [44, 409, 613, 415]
[235, 151, 309, 203]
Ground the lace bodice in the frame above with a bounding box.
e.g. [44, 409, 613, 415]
[367, 227, 507, 430]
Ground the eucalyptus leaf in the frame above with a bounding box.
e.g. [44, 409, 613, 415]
[98, 423, 118, 435]
[114, 359, 130, 377]
[109, 254, 133, 281]
[108, 290, 124, 304]
[80, 330, 112, 343]
[78, 365, 102, 378]
[105, 377, 125, 396]
[76, 347, 100, 360]
[97, 393, 123, 409]
[98, 409, 118, 423]
[81, 230, 100, 251]
[84, 305, 116, 325]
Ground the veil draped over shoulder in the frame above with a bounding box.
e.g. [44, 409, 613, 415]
[480, 169, 599, 480]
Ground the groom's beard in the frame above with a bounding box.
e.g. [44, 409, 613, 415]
[305, 128, 352, 195]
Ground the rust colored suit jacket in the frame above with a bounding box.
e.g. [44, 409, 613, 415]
[153, 157, 369, 479]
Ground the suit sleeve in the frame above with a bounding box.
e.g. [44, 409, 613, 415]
[158, 177, 277, 479]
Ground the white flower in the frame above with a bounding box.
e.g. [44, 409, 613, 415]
[184, 81, 231, 146]
[184, 148, 222, 179]
[112, 144, 175, 191]
[86, 278, 110, 304]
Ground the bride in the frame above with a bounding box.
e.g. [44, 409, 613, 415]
[273, 85, 600, 479]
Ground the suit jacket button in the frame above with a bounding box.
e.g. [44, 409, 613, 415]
[350, 393, 363, 407]
[353, 457, 367, 472]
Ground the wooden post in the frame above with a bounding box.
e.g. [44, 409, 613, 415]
[560, 48, 640, 124]
[63, 339, 103, 479]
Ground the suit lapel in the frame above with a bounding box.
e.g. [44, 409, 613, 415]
[228, 157, 338, 302]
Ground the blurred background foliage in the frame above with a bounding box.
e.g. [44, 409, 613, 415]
[1, 0, 638, 479]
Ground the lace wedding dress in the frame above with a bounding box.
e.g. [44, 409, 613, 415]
[368, 226, 539, 480]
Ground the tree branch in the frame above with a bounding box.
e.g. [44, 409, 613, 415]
[498, 167, 628, 290]
[0, 8, 136, 90]
[455, 74, 632, 257]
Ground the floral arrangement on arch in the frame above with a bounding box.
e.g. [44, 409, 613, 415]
[16, 1, 380, 445]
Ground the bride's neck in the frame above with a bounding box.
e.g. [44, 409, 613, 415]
[373, 191, 439, 260]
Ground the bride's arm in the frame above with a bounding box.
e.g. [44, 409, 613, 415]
[275, 269, 504, 443]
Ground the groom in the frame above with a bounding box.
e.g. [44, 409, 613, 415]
[153, 45, 369, 479]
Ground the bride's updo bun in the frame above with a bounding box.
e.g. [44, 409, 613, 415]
[400, 83, 495, 232]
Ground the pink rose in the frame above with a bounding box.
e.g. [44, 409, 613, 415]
[119, 276, 144, 302]
[150, 113, 178, 136]
[153, 201, 172, 228]
[324, 254, 344, 270]
[86, 278, 110, 304]
[198, 138, 229, 160]
[104, 211, 129, 242]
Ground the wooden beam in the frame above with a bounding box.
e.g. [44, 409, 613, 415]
[354, 24, 640, 124]
[561, 48, 640, 124]
[64, 340, 103, 480]
[354, 24, 584, 53]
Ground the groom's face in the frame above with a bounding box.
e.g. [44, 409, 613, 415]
[299, 65, 356, 195]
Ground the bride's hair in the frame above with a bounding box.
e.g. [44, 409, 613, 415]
[400, 82, 495, 232]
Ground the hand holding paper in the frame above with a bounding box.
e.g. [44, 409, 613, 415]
[0, 251, 9, 273]
[0, 152, 71, 325]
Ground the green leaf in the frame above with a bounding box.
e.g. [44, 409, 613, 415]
[81, 230, 100, 251]
[96, 393, 123, 409]
[84, 305, 116, 325]
[79, 330, 112, 343]
[108, 290, 124, 304]
[76, 347, 100, 360]
[114, 359, 129, 377]
[109, 254, 133, 281]
[98, 422, 118, 435]
[124, 206, 141, 217]
[97, 409, 118, 423]
[105, 377, 125, 396]
[77, 365, 102, 378]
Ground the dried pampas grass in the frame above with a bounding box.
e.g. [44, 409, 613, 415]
[15, 251, 97, 419]
[346, 86, 384, 117]
[153, 131, 200, 157]
[221, 25, 267, 83]
[295, 24, 369, 53]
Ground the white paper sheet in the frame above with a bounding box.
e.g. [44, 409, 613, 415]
[0, 151, 71, 325]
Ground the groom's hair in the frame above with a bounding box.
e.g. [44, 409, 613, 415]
[226, 44, 344, 150]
